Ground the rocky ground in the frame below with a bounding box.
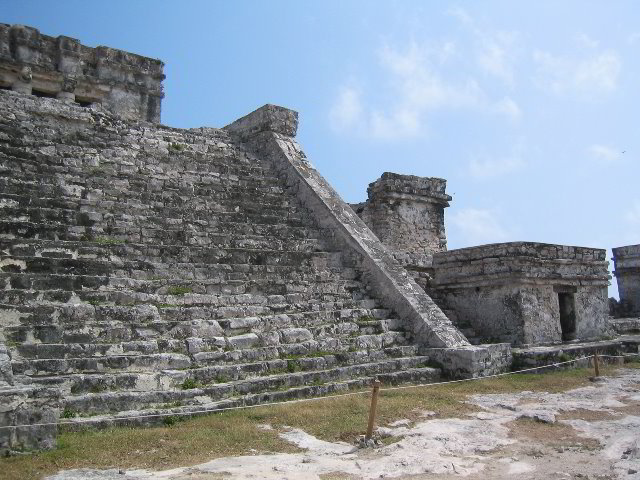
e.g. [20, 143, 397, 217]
[46, 369, 640, 480]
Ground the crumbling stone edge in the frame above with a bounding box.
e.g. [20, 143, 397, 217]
[225, 104, 511, 378]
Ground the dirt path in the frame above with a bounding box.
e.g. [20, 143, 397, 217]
[46, 369, 640, 480]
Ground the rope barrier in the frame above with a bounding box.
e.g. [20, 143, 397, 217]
[0, 351, 636, 431]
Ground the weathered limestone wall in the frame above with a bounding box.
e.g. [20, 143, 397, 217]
[0, 24, 164, 122]
[352, 172, 450, 269]
[431, 242, 611, 345]
[612, 244, 640, 316]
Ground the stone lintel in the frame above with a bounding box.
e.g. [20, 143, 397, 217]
[433, 241, 608, 266]
[224, 104, 299, 139]
[431, 273, 610, 290]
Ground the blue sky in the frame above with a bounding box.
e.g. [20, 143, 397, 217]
[3, 1, 639, 297]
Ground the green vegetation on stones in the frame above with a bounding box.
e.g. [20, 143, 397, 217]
[167, 286, 192, 296]
[180, 378, 200, 390]
[286, 359, 302, 373]
[61, 408, 76, 419]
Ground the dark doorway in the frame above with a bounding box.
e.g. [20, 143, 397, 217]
[32, 89, 57, 99]
[558, 292, 577, 341]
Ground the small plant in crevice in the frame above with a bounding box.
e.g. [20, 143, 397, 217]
[61, 408, 77, 419]
[93, 236, 122, 245]
[287, 359, 302, 373]
[181, 378, 200, 390]
[167, 286, 192, 296]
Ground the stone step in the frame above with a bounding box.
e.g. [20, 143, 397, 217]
[59, 367, 437, 429]
[1, 249, 346, 274]
[0, 265, 360, 293]
[0, 145, 284, 185]
[0, 234, 331, 255]
[2, 303, 389, 344]
[12, 321, 407, 360]
[0, 285, 369, 308]
[0, 220, 330, 245]
[11, 331, 413, 376]
[0, 162, 285, 193]
[0, 188, 303, 212]
[0, 271, 364, 298]
[0, 194, 309, 224]
[6, 318, 406, 354]
[0, 205, 315, 231]
[15, 338, 417, 380]
[1, 300, 386, 327]
[0, 175, 290, 209]
[27, 346, 421, 395]
[56, 358, 439, 417]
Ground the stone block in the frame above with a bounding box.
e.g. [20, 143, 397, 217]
[280, 328, 313, 344]
[227, 333, 260, 350]
[422, 343, 512, 379]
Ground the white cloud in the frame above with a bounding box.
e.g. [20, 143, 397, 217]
[329, 36, 523, 140]
[328, 41, 492, 140]
[329, 86, 363, 131]
[533, 49, 621, 96]
[575, 33, 599, 49]
[377, 43, 485, 111]
[449, 208, 511, 246]
[622, 200, 640, 245]
[492, 96, 522, 121]
[587, 144, 621, 164]
[628, 32, 640, 45]
[466, 140, 526, 179]
[625, 200, 640, 225]
[468, 155, 525, 180]
[449, 7, 518, 87]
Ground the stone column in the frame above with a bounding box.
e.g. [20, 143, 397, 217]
[613, 244, 640, 316]
[57, 75, 77, 103]
[354, 172, 451, 267]
[0, 333, 14, 386]
[12, 66, 32, 94]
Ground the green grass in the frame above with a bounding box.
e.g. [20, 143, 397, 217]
[0, 365, 634, 480]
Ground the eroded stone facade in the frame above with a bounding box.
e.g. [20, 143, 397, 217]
[0, 24, 164, 122]
[431, 243, 611, 346]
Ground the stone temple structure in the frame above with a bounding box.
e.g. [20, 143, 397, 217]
[0, 24, 164, 122]
[0, 25, 513, 453]
[0, 25, 634, 454]
[353, 173, 612, 346]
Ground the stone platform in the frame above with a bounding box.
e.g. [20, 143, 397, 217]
[511, 335, 640, 370]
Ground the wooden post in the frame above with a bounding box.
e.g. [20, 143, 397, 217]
[365, 379, 381, 440]
[594, 351, 600, 377]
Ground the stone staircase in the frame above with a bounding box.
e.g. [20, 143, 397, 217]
[0, 92, 440, 426]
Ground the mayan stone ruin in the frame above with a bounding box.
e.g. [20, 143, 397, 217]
[0, 25, 638, 453]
